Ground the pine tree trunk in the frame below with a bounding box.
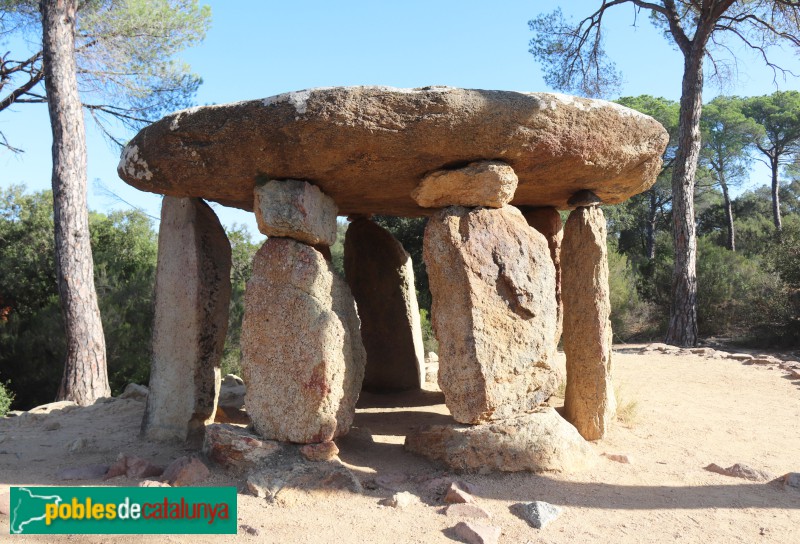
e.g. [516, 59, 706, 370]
[720, 177, 735, 251]
[771, 156, 782, 232]
[665, 50, 703, 348]
[41, 0, 110, 404]
[646, 189, 657, 261]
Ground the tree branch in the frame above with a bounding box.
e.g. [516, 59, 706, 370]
[0, 50, 43, 77]
[630, 0, 669, 15]
[0, 130, 23, 153]
[0, 70, 45, 112]
[83, 103, 150, 124]
[715, 21, 800, 82]
[662, 0, 693, 53]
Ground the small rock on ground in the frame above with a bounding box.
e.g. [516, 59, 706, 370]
[239, 524, 259, 536]
[513, 501, 564, 529]
[781, 472, 800, 490]
[750, 355, 783, 365]
[56, 464, 110, 481]
[27, 401, 79, 415]
[161, 456, 209, 486]
[453, 521, 501, 544]
[379, 491, 420, 509]
[704, 463, 775, 482]
[0, 491, 9, 516]
[139, 480, 170, 487]
[300, 441, 339, 462]
[247, 458, 362, 501]
[445, 482, 475, 504]
[66, 437, 91, 453]
[446, 503, 491, 519]
[727, 353, 754, 361]
[105, 453, 163, 480]
[203, 423, 285, 473]
[602, 453, 631, 464]
[120, 383, 149, 401]
[43, 420, 61, 431]
[245, 470, 279, 500]
[375, 472, 408, 491]
[421, 477, 477, 495]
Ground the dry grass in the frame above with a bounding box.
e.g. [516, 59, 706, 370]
[614, 384, 639, 427]
[554, 377, 567, 398]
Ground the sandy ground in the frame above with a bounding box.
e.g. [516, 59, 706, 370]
[1, 344, 799, 543]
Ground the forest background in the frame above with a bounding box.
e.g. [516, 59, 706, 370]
[2, 1, 800, 410]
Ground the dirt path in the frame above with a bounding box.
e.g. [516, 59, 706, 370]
[1, 345, 799, 543]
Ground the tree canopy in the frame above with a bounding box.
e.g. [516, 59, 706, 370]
[0, 0, 211, 148]
[0, 185, 260, 409]
[614, 95, 679, 261]
[529, 1, 800, 100]
[699, 95, 762, 249]
[529, 0, 800, 347]
[742, 90, 800, 230]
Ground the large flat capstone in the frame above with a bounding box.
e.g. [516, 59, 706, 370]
[117, 86, 668, 216]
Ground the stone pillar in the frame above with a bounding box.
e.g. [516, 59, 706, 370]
[561, 205, 616, 441]
[522, 207, 564, 345]
[242, 179, 366, 444]
[142, 197, 232, 443]
[344, 217, 425, 391]
[423, 205, 559, 424]
[405, 162, 597, 472]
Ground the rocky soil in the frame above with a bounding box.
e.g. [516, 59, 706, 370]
[1, 344, 799, 543]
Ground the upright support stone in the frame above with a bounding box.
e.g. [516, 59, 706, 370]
[241, 238, 366, 443]
[344, 218, 425, 391]
[142, 197, 231, 442]
[522, 207, 564, 345]
[424, 206, 559, 424]
[561, 206, 616, 441]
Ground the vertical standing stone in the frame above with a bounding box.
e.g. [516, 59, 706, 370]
[522, 207, 564, 345]
[344, 217, 425, 391]
[241, 238, 366, 443]
[561, 206, 616, 441]
[424, 206, 559, 424]
[142, 197, 232, 442]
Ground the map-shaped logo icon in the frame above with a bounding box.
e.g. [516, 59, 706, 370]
[10, 487, 63, 534]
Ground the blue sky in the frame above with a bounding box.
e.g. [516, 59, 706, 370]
[2, 0, 799, 236]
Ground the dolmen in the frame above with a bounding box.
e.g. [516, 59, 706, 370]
[118, 86, 668, 471]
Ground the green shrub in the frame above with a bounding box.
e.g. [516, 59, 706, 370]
[769, 222, 800, 288]
[373, 216, 430, 312]
[0, 187, 159, 407]
[329, 220, 349, 279]
[419, 308, 438, 354]
[759, 223, 800, 345]
[220, 224, 260, 378]
[0, 381, 13, 417]
[695, 236, 784, 338]
[608, 242, 659, 340]
[734, 215, 779, 257]
[91, 209, 158, 395]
